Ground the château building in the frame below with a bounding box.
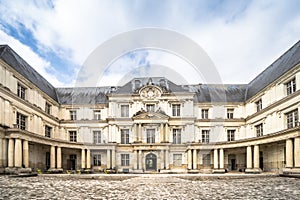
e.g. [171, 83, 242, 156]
[0, 42, 299, 174]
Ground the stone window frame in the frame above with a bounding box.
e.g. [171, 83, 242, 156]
[69, 130, 77, 142]
[16, 112, 27, 130]
[172, 128, 181, 144]
[227, 129, 235, 141]
[93, 154, 101, 166]
[121, 154, 130, 166]
[121, 129, 130, 144]
[93, 130, 101, 144]
[255, 99, 262, 112]
[69, 110, 77, 120]
[286, 109, 298, 129]
[172, 104, 181, 117]
[285, 78, 296, 96]
[255, 123, 263, 137]
[201, 109, 209, 119]
[93, 110, 101, 120]
[45, 102, 51, 115]
[227, 108, 234, 119]
[201, 129, 210, 143]
[120, 104, 129, 117]
[17, 83, 26, 100]
[146, 129, 155, 143]
[146, 104, 155, 112]
[45, 125, 52, 138]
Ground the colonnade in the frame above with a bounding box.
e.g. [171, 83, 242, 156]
[4, 138, 29, 168]
[133, 123, 169, 143]
[106, 149, 116, 169]
[285, 137, 300, 168]
[81, 148, 91, 169]
[187, 149, 198, 170]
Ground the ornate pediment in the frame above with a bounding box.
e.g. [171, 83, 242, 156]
[132, 109, 169, 120]
[139, 85, 162, 100]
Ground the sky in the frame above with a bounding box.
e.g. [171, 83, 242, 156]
[0, 0, 299, 87]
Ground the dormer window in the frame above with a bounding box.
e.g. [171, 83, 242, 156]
[17, 83, 26, 100]
[134, 80, 141, 90]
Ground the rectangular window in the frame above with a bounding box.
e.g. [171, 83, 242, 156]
[172, 129, 181, 144]
[286, 78, 296, 95]
[69, 131, 77, 142]
[93, 131, 101, 144]
[146, 104, 155, 112]
[45, 102, 51, 115]
[172, 104, 181, 116]
[201, 109, 209, 119]
[93, 154, 101, 166]
[255, 99, 262, 112]
[286, 109, 298, 129]
[45, 125, 52, 138]
[201, 130, 210, 143]
[17, 83, 26, 100]
[227, 130, 235, 141]
[256, 124, 263, 137]
[202, 154, 211, 166]
[70, 110, 77, 120]
[121, 129, 130, 144]
[121, 105, 129, 117]
[121, 154, 130, 166]
[227, 108, 234, 119]
[93, 110, 101, 120]
[16, 112, 27, 130]
[146, 129, 155, 143]
[173, 154, 182, 167]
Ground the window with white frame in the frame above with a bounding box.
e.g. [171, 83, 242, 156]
[93, 154, 101, 166]
[255, 99, 262, 112]
[17, 83, 26, 100]
[121, 154, 130, 166]
[201, 109, 209, 119]
[121, 105, 129, 117]
[70, 110, 77, 120]
[172, 104, 181, 116]
[45, 102, 51, 115]
[286, 78, 296, 95]
[227, 130, 235, 141]
[45, 125, 52, 138]
[121, 129, 130, 144]
[173, 154, 182, 166]
[172, 129, 181, 144]
[256, 124, 263, 137]
[201, 130, 210, 143]
[146, 129, 155, 143]
[286, 109, 298, 129]
[93, 110, 101, 120]
[16, 112, 27, 130]
[69, 131, 77, 142]
[93, 131, 101, 144]
[227, 108, 234, 119]
[146, 104, 155, 112]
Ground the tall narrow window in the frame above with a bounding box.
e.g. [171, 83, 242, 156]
[17, 83, 26, 99]
[121, 105, 129, 117]
[45, 125, 52, 138]
[201, 130, 210, 143]
[16, 112, 27, 130]
[227, 108, 234, 119]
[146, 104, 155, 112]
[286, 109, 298, 129]
[172, 129, 181, 144]
[255, 99, 262, 112]
[227, 130, 235, 141]
[256, 124, 263, 137]
[69, 131, 77, 142]
[121, 154, 130, 166]
[93, 131, 101, 144]
[286, 78, 296, 95]
[93, 110, 101, 120]
[172, 104, 181, 116]
[201, 109, 209, 119]
[146, 129, 155, 143]
[173, 154, 182, 166]
[45, 102, 51, 115]
[70, 110, 77, 120]
[93, 154, 101, 166]
[121, 129, 130, 144]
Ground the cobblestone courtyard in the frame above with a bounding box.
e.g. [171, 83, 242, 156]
[0, 174, 300, 199]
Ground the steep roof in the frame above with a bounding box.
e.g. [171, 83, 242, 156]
[246, 40, 300, 100]
[0, 45, 58, 101]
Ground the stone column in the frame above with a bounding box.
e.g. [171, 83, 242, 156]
[108, 125, 112, 142]
[165, 124, 169, 142]
[160, 124, 164, 142]
[111, 149, 116, 169]
[187, 149, 192, 169]
[86, 149, 91, 169]
[14, 138, 22, 167]
[0, 138, 3, 167]
[246, 146, 252, 169]
[133, 150, 138, 169]
[81, 149, 86, 169]
[8, 138, 14, 167]
[2, 139, 7, 167]
[134, 124, 138, 142]
[23, 140, 29, 168]
[165, 150, 170, 169]
[294, 137, 300, 167]
[57, 147, 62, 169]
[219, 148, 224, 169]
[213, 149, 218, 169]
[160, 150, 164, 169]
[107, 150, 111, 169]
[286, 139, 293, 168]
[138, 150, 142, 170]
[50, 146, 56, 169]
[193, 149, 197, 170]
[253, 145, 260, 169]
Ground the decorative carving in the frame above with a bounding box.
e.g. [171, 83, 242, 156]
[139, 86, 162, 99]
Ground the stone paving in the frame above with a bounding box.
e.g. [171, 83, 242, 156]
[0, 174, 300, 199]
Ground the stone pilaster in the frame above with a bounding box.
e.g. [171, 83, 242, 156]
[138, 124, 142, 142]
[219, 148, 224, 169]
[192, 149, 197, 170]
[134, 124, 138, 142]
[107, 150, 111, 169]
[111, 149, 116, 169]
[57, 147, 62, 169]
[138, 150, 142, 170]
[133, 150, 138, 170]
[187, 149, 192, 169]
[213, 149, 218, 169]
[22, 140, 29, 168]
[50, 146, 56, 169]
[246, 146, 252, 169]
[165, 124, 169, 142]
[253, 145, 260, 169]
[160, 124, 164, 142]
[165, 150, 169, 169]
[14, 138, 22, 168]
[86, 149, 91, 169]
[81, 149, 86, 169]
[286, 139, 293, 168]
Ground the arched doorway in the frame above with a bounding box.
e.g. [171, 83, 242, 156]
[145, 153, 157, 171]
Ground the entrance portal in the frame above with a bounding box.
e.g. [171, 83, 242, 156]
[145, 153, 157, 171]
[228, 154, 237, 170]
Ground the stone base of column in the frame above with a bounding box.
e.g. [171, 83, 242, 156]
[245, 168, 262, 174]
[5, 167, 32, 174]
[48, 168, 63, 173]
[282, 167, 300, 174]
[212, 169, 226, 174]
[188, 169, 200, 174]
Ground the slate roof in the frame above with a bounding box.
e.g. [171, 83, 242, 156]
[0, 45, 58, 101]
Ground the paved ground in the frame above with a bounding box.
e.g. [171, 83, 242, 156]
[0, 174, 300, 199]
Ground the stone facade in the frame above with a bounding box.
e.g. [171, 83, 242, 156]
[0, 43, 299, 174]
